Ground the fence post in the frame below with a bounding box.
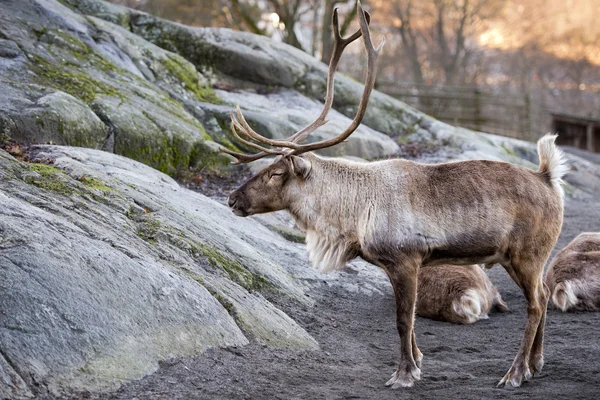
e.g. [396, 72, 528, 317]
[474, 88, 482, 132]
[523, 92, 532, 140]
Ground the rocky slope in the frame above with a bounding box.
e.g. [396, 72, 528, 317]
[1, 0, 600, 398]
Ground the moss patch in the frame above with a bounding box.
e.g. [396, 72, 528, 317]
[162, 53, 220, 104]
[205, 286, 234, 314]
[117, 129, 194, 176]
[135, 215, 161, 244]
[24, 163, 74, 195]
[78, 176, 112, 193]
[31, 55, 123, 104]
[269, 225, 306, 244]
[501, 144, 517, 157]
[186, 242, 267, 292]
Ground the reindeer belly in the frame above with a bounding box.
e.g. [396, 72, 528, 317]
[422, 230, 508, 267]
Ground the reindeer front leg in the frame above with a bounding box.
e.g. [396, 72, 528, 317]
[384, 256, 421, 388]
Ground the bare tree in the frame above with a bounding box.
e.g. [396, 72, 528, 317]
[320, 0, 359, 63]
[389, 0, 504, 85]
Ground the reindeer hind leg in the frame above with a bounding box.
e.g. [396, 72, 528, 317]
[498, 256, 546, 387]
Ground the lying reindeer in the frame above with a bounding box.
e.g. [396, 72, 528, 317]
[417, 265, 508, 324]
[222, 2, 567, 388]
[545, 233, 600, 312]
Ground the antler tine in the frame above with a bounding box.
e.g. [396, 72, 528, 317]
[286, 7, 371, 145]
[219, 147, 274, 165]
[230, 106, 301, 150]
[288, 1, 384, 156]
[219, 110, 287, 165]
[230, 115, 286, 155]
[218, 105, 295, 165]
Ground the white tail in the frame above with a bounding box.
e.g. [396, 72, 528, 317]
[453, 289, 485, 324]
[537, 134, 568, 199]
[551, 281, 578, 312]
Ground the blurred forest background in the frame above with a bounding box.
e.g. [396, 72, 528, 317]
[108, 0, 600, 151]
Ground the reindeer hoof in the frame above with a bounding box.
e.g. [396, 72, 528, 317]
[385, 365, 421, 389]
[415, 353, 423, 369]
[530, 354, 544, 374]
[497, 363, 533, 388]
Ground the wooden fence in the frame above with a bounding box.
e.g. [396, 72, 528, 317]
[378, 82, 552, 142]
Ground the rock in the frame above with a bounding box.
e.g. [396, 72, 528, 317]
[0, 353, 33, 400]
[0, 0, 227, 175]
[0, 39, 22, 59]
[4, 90, 107, 148]
[0, 146, 320, 396]
[57, 0, 420, 153]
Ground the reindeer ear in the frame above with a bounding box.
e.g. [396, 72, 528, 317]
[290, 155, 312, 179]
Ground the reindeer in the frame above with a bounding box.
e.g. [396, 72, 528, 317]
[545, 233, 600, 312]
[416, 264, 508, 324]
[221, 2, 567, 388]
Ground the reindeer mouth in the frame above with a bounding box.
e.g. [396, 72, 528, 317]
[232, 208, 249, 217]
[228, 195, 249, 217]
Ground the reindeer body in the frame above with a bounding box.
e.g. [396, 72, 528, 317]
[416, 264, 508, 324]
[545, 233, 600, 312]
[230, 138, 565, 388]
[287, 154, 563, 276]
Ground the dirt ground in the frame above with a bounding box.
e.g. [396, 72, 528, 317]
[81, 193, 600, 400]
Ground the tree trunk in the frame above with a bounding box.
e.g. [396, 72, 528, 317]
[320, 0, 338, 63]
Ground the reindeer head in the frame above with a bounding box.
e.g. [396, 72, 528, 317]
[223, 2, 384, 217]
[227, 155, 311, 216]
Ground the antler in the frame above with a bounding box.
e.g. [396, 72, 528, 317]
[221, 1, 384, 164]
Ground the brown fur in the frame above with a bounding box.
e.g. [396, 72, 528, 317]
[545, 233, 600, 312]
[228, 134, 566, 388]
[417, 265, 508, 324]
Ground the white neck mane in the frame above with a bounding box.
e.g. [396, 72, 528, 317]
[287, 156, 374, 273]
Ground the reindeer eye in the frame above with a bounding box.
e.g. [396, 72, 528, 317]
[270, 172, 283, 179]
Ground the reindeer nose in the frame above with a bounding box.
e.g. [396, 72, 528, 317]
[228, 193, 238, 208]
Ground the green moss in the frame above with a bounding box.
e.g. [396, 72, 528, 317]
[501, 144, 517, 157]
[187, 242, 266, 291]
[162, 54, 220, 104]
[78, 176, 112, 193]
[135, 216, 161, 243]
[179, 267, 205, 285]
[24, 163, 74, 195]
[269, 225, 306, 244]
[33, 27, 47, 41]
[189, 141, 231, 172]
[116, 126, 224, 176]
[30, 55, 123, 104]
[89, 52, 120, 74]
[124, 205, 137, 219]
[212, 117, 243, 152]
[117, 130, 179, 175]
[203, 284, 234, 314]
[0, 116, 12, 144]
[52, 29, 91, 56]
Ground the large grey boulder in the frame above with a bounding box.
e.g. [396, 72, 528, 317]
[0, 0, 226, 175]
[0, 146, 323, 397]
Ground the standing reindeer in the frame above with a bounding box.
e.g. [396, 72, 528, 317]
[545, 233, 600, 311]
[416, 264, 508, 324]
[222, 2, 567, 388]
